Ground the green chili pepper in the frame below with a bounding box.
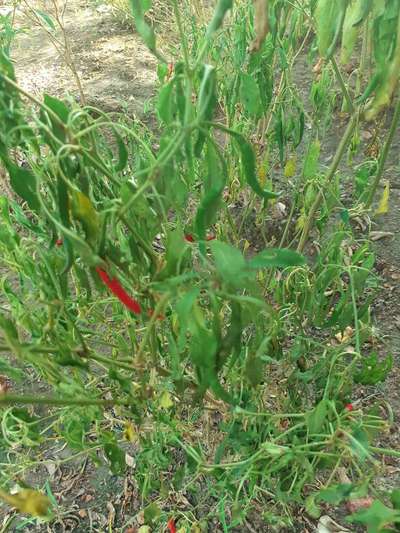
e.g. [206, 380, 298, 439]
[195, 139, 226, 253]
[207, 122, 279, 200]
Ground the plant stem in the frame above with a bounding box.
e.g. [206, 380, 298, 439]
[331, 56, 355, 114]
[136, 292, 170, 363]
[365, 92, 400, 207]
[297, 113, 358, 252]
[0, 394, 131, 408]
[0, 344, 135, 371]
[370, 446, 400, 458]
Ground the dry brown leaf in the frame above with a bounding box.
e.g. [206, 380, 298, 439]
[370, 231, 394, 241]
[317, 515, 352, 533]
[250, 0, 269, 52]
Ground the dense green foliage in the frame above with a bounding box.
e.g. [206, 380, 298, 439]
[0, 0, 399, 530]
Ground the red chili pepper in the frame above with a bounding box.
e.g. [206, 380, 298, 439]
[167, 63, 174, 80]
[345, 403, 354, 412]
[185, 234, 216, 242]
[96, 267, 141, 315]
[167, 518, 177, 533]
[56, 239, 63, 247]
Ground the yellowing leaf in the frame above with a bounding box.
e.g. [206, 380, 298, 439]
[172, 314, 179, 335]
[0, 488, 51, 517]
[159, 390, 174, 409]
[284, 156, 297, 178]
[375, 181, 390, 215]
[296, 210, 306, 232]
[123, 421, 138, 443]
[258, 166, 267, 187]
[71, 190, 100, 242]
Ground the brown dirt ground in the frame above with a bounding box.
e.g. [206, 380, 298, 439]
[9, 0, 157, 114]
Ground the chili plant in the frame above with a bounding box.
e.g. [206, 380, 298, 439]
[0, 0, 398, 529]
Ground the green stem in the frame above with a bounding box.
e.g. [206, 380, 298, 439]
[0, 344, 135, 371]
[365, 91, 400, 207]
[297, 113, 358, 252]
[331, 56, 355, 114]
[0, 394, 131, 408]
[172, 0, 190, 72]
[136, 292, 170, 363]
[370, 446, 400, 458]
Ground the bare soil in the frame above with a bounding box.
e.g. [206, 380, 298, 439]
[10, 0, 157, 115]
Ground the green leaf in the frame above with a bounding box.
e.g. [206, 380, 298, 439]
[62, 417, 85, 450]
[114, 132, 128, 172]
[143, 502, 161, 524]
[7, 163, 40, 213]
[157, 82, 174, 124]
[303, 140, 320, 179]
[0, 314, 23, 358]
[353, 353, 392, 385]
[43, 94, 69, 143]
[195, 139, 225, 244]
[307, 399, 330, 434]
[206, 0, 233, 37]
[240, 73, 261, 116]
[0, 355, 23, 381]
[316, 483, 354, 504]
[156, 228, 188, 280]
[210, 241, 247, 285]
[305, 494, 321, 519]
[129, 0, 157, 54]
[347, 500, 400, 533]
[197, 65, 217, 121]
[211, 125, 278, 199]
[245, 355, 264, 387]
[33, 9, 56, 31]
[391, 489, 400, 510]
[350, 427, 369, 461]
[104, 442, 126, 475]
[247, 248, 305, 269]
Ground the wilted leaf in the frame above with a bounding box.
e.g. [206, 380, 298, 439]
[307, 399, 330, 434]
[124, 421, 137, 442]
[347, 500, 400, 532]
[159, 390, 174, 409]
[71, 190, 99, 243]
[317, 515, 351, 533]
[375, 181, 390, 215]
[284, 156, 296, 178]
[0, 488, 51, 517]
[250, 0, 269, 52]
